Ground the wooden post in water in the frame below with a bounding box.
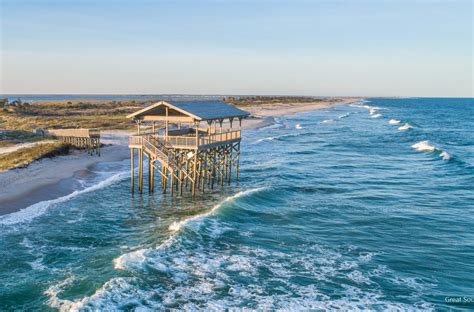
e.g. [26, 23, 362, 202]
[138, 149, 143, 193]
[192, 152, 197, 197]
[170, 172, 174, 196]
[131, 149, 135, 193]
[179, 169, 184, 195]
[228, 146, 233, 183]
[163, 167, 167, 194]
[150, 163, 154, 193]
[148, 157, 152, 193]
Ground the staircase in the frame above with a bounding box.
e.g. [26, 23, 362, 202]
[142, 135, 178, 174]
[136, 134, 199, 195]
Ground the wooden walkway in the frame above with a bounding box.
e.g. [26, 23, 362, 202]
[45, 129, 101, 156]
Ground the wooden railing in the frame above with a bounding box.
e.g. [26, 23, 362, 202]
[166, 135, 197, 147]
[129, 130, 241, 149]
[129, 135, 143, 146]
[46, 128, 100, 138]
[199, 130, 241, 146]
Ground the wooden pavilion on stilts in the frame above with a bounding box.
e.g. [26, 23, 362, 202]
[127, 100, 249, 197]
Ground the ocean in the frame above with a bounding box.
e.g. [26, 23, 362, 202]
[0, 98, 473, 310]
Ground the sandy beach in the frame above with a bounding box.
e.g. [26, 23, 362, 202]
[0, 98, 360, 216]
[241, 97, 360, 129]
[0, 132, 130, 215]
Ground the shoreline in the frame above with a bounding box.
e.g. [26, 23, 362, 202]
[0, 133, 130, 216]
[0, 98, 361, 217]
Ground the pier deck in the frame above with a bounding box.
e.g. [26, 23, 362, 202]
[45, 128, 101, 155]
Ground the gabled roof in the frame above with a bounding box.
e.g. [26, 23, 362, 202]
[127, 100, 249, 121]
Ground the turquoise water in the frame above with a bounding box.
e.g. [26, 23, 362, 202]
[1, 98, 473, 310]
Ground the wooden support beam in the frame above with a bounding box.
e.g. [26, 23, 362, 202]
[192, 152, 197, 197]
[179, 169, 183, 195]
[236, 142, 241, 180]
[131, 148, 135, 193]
[163, 167, 168, 194]
[228, 145, 233, 184]
[148, 156, 152, 193]
[138, 149, 143, 193]
[170, 171, 174, 196]
[150, 162, 155, 193]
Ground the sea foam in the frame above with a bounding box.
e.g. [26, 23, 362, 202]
[398, 123, 413, 131]
[114, 187, 268, 271]
[45, 276, 148, 312]
[353, 104, 385, 119]
[411, 141, 436, 152]
[411, 141, 450, 160]
[388, 119, 401, 125]
[254, 132, 300, 144]
[440, 151, 451, 160]
[66, 241, 434, 311]
[338, 113, 351, 119]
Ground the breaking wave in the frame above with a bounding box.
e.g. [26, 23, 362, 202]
[440, 151, 451, 161]
[114, 187, 267, 271]
[351, 103, 385, 119]
[0, 171, 128, 226]
[254, 132, 302, 143]
[338, 113, 351, 119]
[47, 244, 434, 311]
[168, 187, 266, 233]
[411, 141, 450, 160]
[412, 141, 436, 152]
[398, 123, 413, 131]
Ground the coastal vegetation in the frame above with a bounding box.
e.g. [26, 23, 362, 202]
[0, 100, 143, 131]
[0, 130, 52, 147]
[226, 96, 324, 106]
[0, 142, 69, 171]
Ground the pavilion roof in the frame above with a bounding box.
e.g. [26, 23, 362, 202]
[127, 100, 249, 121]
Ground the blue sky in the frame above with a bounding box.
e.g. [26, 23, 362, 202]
[1, 0, 472, 96]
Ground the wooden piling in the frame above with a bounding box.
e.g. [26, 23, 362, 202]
[138, 149, 143, 193]
[131, 149, 135, 193]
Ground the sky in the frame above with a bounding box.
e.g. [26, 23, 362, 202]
[0, 0, 472, 96]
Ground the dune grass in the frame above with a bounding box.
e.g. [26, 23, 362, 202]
[0, 100, 142, 131]
[0, 130, 53, 147]
[0, 142, 70, 171]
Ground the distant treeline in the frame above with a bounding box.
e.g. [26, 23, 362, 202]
[225, 96, 324, 106]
